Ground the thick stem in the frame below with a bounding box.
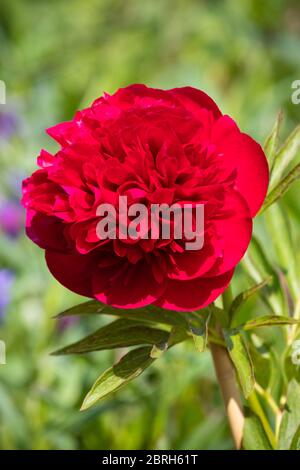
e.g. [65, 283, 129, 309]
[210, 340, 245, 449]
[209, 285, 244, 449]
[210, 286, 277, 449]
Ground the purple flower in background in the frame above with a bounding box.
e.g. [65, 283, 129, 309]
[0, 111, 18, 140]
[0, 199, 24, 238]
[0, 172, 25, 239]
[56, 316, 79, 333]
[0, 269, 15, 320]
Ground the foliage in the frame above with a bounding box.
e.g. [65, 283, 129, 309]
[52, 112, 300, 450]
[1, 0, 300, 450]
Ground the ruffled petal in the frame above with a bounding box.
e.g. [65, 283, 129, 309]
[167, 244, 216, 280]
[26, 210, 67, 251]
[92, 259, 166, 309]
[203, 189, 252, 277]
[212, 116, 269, 216]
[46, 250, 94, 297]
[169, 86, 222, 120]
[155, 269, 234, 311]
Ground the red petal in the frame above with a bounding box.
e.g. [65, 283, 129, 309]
[212, 116, 269, 216]
[169, 87, 222, 120]
[203, 189, 253, 277]
[92, 259, 166, 309]
[26, 211, 67, 251]
[168, 244, 217, 280]
[155, 269, 234, 311]
[45, 251, 94, 297]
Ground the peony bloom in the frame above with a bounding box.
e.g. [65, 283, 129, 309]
[22, 85, 268, 311]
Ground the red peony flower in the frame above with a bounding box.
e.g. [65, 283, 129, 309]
[22, 85, 268, 311]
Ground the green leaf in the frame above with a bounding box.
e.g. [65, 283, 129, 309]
[149, 325, 192, 358]
[150, 342, 168, 358]
[290, 425, 300, 450]
[284, 347, 300, 384]
[223, 329, 255, 398]
[229, 278, 271, 323]
[52, 319, 171, 355]
[208, 304, 229, 328]
[243, 410, 273, 450]
[242, 236, 283, 315]
[80, 347, 155, 410]
[245, 236, 276, 281]
[279, 379, 300, 449]
[270, 124, 300, 189]
[261, 162, 300, 214]
[248, 344, 271, 389]
[264, 110, 283, 167]
[242, 315, 300, 331]
[56, 301, 189, 328]
[188, 313, 211, 352]
[265, 203, 299, 300]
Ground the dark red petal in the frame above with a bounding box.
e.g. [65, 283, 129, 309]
[238, 134, 269, 216]
[45, 251, 94, 297]
[203, 189, 253, 277]
[46, 121, 77, 146]
[155, 269, 234, 311]
[212, 116, 269, 216]
[26, 210, 68, 251]
[168, 244, 217, 280]
[112, 84, 177, 108]
[169, 87, 222, 120]
[92, 259, 166, 309]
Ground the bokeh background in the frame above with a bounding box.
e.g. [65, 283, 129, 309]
[0, 0, 300, 450]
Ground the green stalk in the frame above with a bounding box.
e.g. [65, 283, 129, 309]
[209, 285, 244, 449]
[222, 286, 277, 448]
[210, 285, 277, 449]
[247, 392, 277, 448]
[222, 284, 233, 312]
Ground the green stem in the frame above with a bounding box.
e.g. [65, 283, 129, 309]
[209, 286, 245, 449]
[223, 285, 277, 448]
[247, 392, 277, 449]
[222, 284, 233, 312]
[255, 383, 281, 417]
[210, 338, 245, 449]
[254, 383, 282, 439]
[220, 284, 277, 449]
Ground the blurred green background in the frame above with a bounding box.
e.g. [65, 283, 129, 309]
[0, 0, 299, 450]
